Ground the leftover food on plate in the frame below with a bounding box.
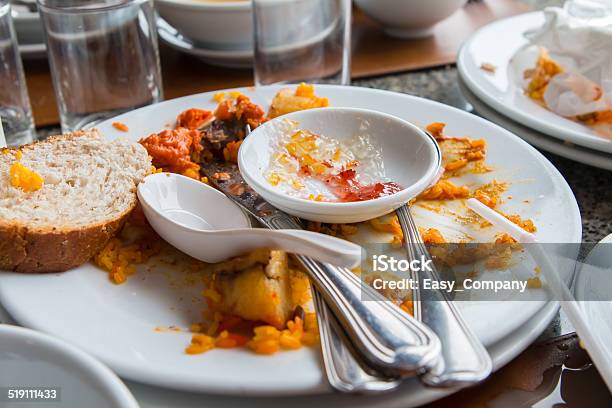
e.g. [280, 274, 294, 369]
[0, 84, 542, 359]
[122, 85, 539, 355]
[265, 119, 401, 202]
[112, 122, 130, 132]
[513, 6, 612, 139]
[268, 83, 329, 119]
[0, 130, 150, 273]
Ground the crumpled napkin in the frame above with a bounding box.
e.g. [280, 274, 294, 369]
[513, 4, 612, 118]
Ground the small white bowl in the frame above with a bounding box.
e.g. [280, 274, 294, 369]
[0, 325, 138, 408]
[354, 0, 468, 39]
[155, 0, 252, 51]
[238, 107, 442, 223]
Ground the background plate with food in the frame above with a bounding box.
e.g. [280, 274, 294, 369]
[458, 11, 612, 154]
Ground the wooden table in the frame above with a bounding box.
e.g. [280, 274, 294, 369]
[24, 0, 527, 127]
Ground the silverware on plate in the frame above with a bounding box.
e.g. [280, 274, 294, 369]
[199, 160, 441, 378]
[199, 126, 442, 391]
[313, 290, 402, 393]
[396, 205, 492, 387]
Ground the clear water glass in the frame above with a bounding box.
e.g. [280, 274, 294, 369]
[37, 0, 163, 132]
[0, 0, 36, 147]
[566, 0, 612, 24]
[253, 0, 352, 86]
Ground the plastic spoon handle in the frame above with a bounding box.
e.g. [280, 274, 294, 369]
[241, 229, 362, 269]
[396, 205, 492, 386]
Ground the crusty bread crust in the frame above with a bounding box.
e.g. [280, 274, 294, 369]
[0, 130, 149, 273]
[0, 204, 133, 273]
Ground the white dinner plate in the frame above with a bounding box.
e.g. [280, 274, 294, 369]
[157, 18, 252, 69]
[458, 75, 612, 171]
[0, 324, 138, 408]
[0, 85, 582, 398]
[457, 12, 612, 154]
[124, 301, 561, 408]
[0, 301, 560, 407]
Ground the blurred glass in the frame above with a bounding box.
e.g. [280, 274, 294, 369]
[37, 0, 163, 132]
[0, 0, 36, 146]
[566, 0, 612, 23]
[253, 0, 352, 86]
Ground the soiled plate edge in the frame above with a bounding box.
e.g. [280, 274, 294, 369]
[458, 74, 612, 171]
[457, 12, 612, 154]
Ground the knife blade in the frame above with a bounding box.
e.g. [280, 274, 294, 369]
[200, 161, 300, 229]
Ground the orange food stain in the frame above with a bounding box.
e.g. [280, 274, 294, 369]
[112, 122, 129, 132]
[176, 108, 214, 130]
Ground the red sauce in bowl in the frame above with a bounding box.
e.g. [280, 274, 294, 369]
[324, 169, 401, 202]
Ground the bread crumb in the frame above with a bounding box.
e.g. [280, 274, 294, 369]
[480, 62, 497, 73]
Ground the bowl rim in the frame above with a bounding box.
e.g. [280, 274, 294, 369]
[154, 0, 251, 11]
[0, 325, 139, 408]
[238, 107, 443, 210]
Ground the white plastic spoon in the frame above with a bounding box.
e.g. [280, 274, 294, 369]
[137, 172, 362, 268]
[467, 198, 612, 392]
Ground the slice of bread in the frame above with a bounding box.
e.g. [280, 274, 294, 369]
[0, 129, 151, 273]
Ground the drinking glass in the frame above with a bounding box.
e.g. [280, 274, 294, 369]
[253, 0, 352, 86]
[0, 0, 36, 146]
[37, 0, 163, 132]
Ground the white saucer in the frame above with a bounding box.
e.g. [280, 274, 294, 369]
[157, 18, 252, 69]
[457, 11, 612, 154]
[0, 324, 138, 408]
[18, 42, 46, 59]
[459, 75, 612, 171]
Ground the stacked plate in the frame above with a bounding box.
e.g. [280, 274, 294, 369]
[457, 11, 612, 171]
[155, 0, 253, 68]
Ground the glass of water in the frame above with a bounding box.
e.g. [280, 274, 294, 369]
[253, 0, 352, 86]
[0, 0, 36, 147]
[37, 0, 163, 132]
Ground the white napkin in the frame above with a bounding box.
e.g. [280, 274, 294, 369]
[514, 4, 612, 121]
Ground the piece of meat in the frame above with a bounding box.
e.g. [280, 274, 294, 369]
[214, 251, 294, 329]
[200, 119, 244, 159]
[215, 95, 266, 129]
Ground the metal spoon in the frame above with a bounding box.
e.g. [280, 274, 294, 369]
[396, 205, 492, 386]
[313, 290, 402, 393]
